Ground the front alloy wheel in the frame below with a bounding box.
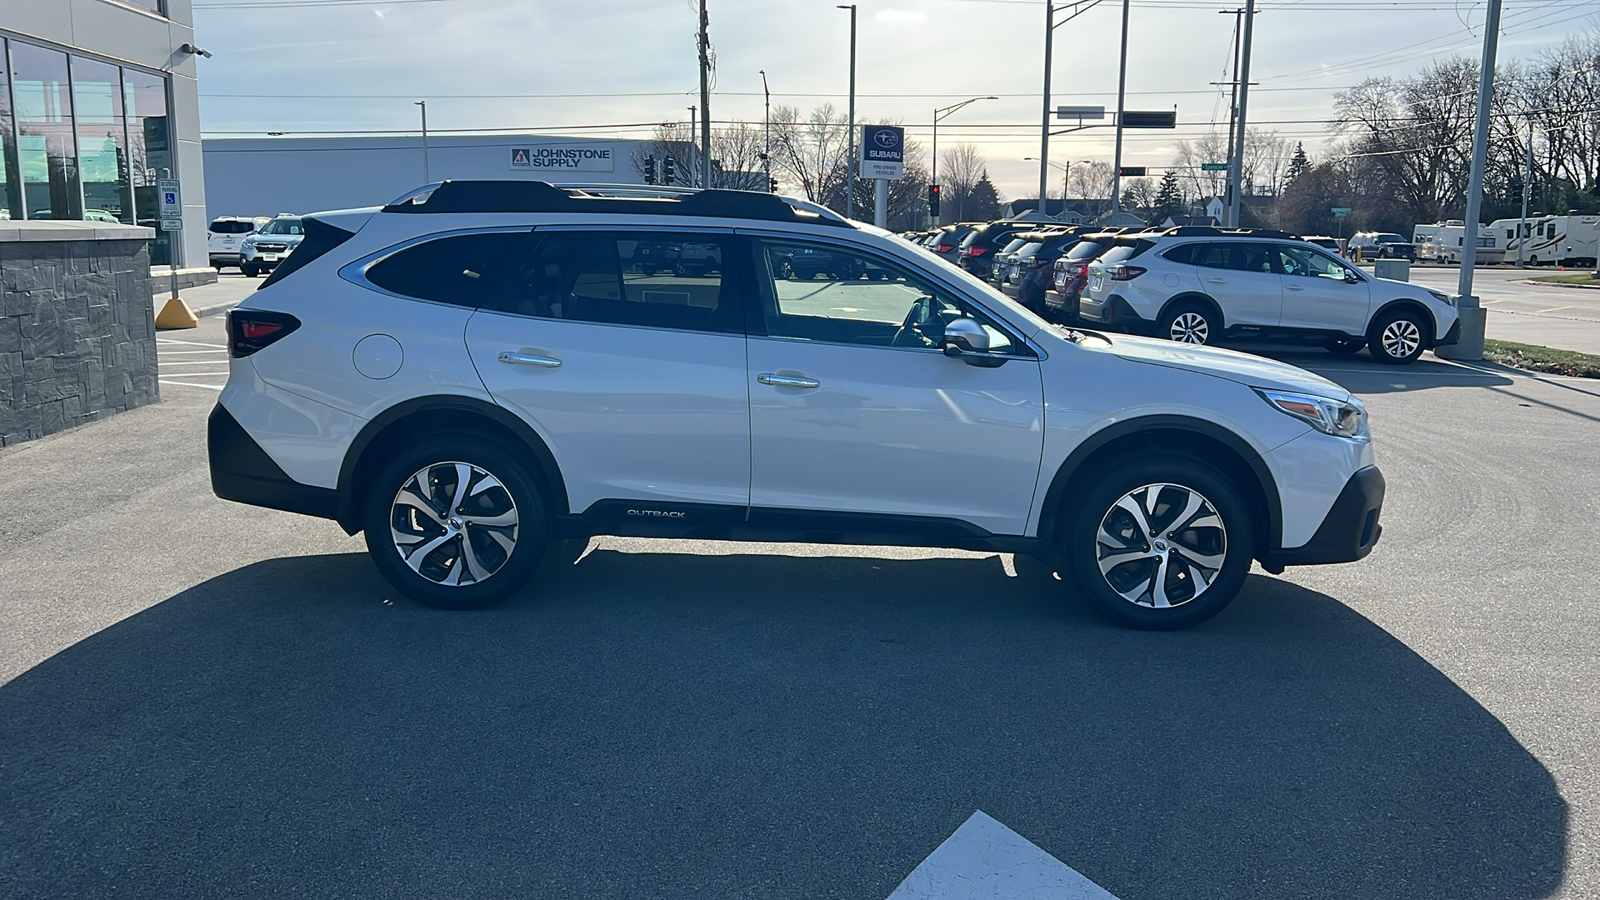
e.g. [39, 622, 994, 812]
[1064, 455, 1253, 629]
[1368, 308, 1428, 365]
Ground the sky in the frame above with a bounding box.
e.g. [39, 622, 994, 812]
[190, 0, 1600, 199]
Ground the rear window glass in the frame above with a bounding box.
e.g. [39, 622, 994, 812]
[1014, 241, 1044, 258]
[367, 231, 529, 306]
[1064, 240, 1106, 261]
[1096, 246, 1140, 266]
[1000, 238, 1030, 254]
[209, 220, 255, 234]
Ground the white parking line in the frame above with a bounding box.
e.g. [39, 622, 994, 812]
[160, 360, 232, 366]
[159, 380, 224, 390]
[156, 339, 228, 348]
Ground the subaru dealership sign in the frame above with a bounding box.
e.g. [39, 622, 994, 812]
[510, 145, 615, 172]
[860, 125, 904, 180]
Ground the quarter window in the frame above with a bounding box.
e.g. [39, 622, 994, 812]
[488, 232, 742, 334]
[757, 239, 1022, 353]
[366, 231, 529, 307]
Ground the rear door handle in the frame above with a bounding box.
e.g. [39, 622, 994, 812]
[757, 373, 820, 389]
[498, 351, 562, 368]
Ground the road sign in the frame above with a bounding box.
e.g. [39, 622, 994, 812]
[160, 217, 183, 231]
[860, 125, 905, 180]
[1331, 207, 1352, 217]
[157, 178, 180, 217]
[1201, 162, 1229, 172]
[1056, 105, 1106, 120]
[1120, 110, 1177, 129]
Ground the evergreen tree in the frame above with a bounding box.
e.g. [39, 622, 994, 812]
[966, 171, 1002, 221]
[1151, 170, 1184, 222]
[1284, 142, 1310, 189]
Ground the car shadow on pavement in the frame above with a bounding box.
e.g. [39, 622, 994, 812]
[1219, 341, 1517, 395]
[0, 550, 1565, 900]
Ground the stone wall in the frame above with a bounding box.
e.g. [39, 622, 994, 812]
[0, 222, 159, 447]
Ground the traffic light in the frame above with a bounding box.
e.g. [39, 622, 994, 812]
[928, 183, 941, 218]
[769, 177, 779, 193]
[643, 155, 656, 185]
[662, 156, 676, 185]
[1117, 166, 1147, 177]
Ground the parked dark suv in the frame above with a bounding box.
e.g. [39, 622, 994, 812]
[956, 221, 1036, 280]
[1003, 229, 1089, 316]
[1348, 232, 1415, 261]
[1047, 230, 1129, 322]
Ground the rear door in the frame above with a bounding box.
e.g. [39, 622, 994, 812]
[1192, 241, 1282, 327]
[466, 228, 751, 518]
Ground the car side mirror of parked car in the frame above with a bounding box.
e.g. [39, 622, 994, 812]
[1344, 271, 1360, 284]
[942, 318, 1007, 368]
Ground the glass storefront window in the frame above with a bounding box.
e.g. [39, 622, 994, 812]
[107, 0, 166, 15]
[123, 68, 173, 265]
[0, 39, 20, 220]
[11, 41, 82, 221]
[71, 56, 134, 226]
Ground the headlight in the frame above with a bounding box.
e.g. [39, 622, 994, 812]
[1256, 389, 1369, 440]
[1426, 289, 1456, 306]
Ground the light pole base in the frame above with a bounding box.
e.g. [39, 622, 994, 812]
[1434, 305, 1486, 361]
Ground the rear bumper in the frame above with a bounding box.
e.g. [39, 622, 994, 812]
[209, 404, 341, 521]
[1078, 293, 1146, 327]
[1260, 465, 1385, 569]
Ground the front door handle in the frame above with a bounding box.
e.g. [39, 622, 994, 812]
[498, 351, 562, 368]
[1285, 283, 1305, 291]
[1205, 277, 1227, 284]
[757, 373, 820, 389]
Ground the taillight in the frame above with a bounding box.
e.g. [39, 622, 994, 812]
[1069, 262, 1088, 275]
[969, 245, 991, 257]
[1108, 265, 1147, 281]
[228, 310, 301, 358]
[937, 243, 954, 253]
[1029, 256, 1051, 268]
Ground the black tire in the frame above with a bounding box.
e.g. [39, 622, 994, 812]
[1158, 301, 1218, 345]
[241, 264, 259, 278]
[1324, 335, 1366, 355]
[362, 435, 550, 610]
[1367, 306, 1429, 365]
[1062, 454, 1253, 630]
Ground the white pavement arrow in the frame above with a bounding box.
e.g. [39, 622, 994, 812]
[886, 810, 1120, 900]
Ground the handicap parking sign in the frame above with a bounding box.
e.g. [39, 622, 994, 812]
[163, 191, 177, 205]
[511, 148, 531, 168]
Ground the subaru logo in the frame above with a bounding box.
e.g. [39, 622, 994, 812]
[874, 130, 900, 149]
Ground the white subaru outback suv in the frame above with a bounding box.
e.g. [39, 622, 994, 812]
[209, 182, 1385, 629]
[1078, 227, 1460, 364]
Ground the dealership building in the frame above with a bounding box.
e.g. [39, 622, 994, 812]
[203, 134, 664, 220]
[0, 0, 208, 267]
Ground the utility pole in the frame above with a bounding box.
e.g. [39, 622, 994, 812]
[415, 100, 430, 184]
[838, 4, 857, 219]
[1518, 118, 1533, 267]
[760, 69, 772, 190]
[1440, 0, 1501, 362]
[1217, 9, 1243, 223]
[1110, 0, 1131, 214]
[1227, 0, 1256, 228]
[1039, 1, 1054, 211]
[697, 0, 713, 189]
[688, 106, 697, 186]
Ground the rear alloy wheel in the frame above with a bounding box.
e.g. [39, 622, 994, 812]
[1160, 304, 1216, 345]
[1367, 308, 1428, 365]
[363, 436, 549, 610]
[1064, 455, 1252, 629]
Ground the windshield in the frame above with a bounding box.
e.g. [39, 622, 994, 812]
[259, 218, 304, 236]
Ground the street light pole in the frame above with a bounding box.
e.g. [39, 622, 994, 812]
[1110, 0, 1131, 214]
[760, 69, 772, 190]
[934, 96, 997, 227]
[415, 100, 430, 184]
[1026, 157, 1079, 220]
[838, 4, 857, 220]
[1440, 0, 1502, 362]
[697, 0, 713, 189]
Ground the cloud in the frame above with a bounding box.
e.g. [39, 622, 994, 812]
[875, 9, 926, 25]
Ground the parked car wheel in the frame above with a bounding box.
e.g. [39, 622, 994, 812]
[1324, 335, 1366, 355]
[1367, 307, 1428, 365]
[1160, 303, 1216, 345]
[241, 264, 259, 278]
[1063, 455, 1252, 630]
[362, 435, 550, 610]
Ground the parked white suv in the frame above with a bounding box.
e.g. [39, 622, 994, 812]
[1079, 227, 1461, 364]
[240, 215, 304, 278]
[209, 182, 1386, 629]
[207, 216, 258, 270]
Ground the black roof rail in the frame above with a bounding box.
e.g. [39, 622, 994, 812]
[1157, 225, 1304, 240]
[380, 180, 854, 228]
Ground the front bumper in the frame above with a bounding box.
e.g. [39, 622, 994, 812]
[1260, 465, 1385, 570]
[1435, 318, 1462, 347]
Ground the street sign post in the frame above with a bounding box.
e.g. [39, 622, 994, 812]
[1055, 105, 1106, 120]
[1201, 162, 1229, 172]
[1331, 207, 1351, 217]
[159, 217, 182, 231]
[152, 172, 198, 329]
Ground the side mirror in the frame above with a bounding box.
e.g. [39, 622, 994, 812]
[1344, 271, 1360, 284]
[942, 318, 1006, 368]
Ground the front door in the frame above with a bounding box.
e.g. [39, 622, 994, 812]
[745, 237, 1045, 537]
[466, 229, 751, 517]
[1273, 242, 1371, 334]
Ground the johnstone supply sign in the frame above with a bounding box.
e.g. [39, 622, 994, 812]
[860, 125, 905, 180]
[510, 145, 615, 172]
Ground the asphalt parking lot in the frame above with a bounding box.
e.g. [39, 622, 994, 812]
[2, 310, 1597, 898]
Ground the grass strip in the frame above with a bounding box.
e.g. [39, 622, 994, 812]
[1482, 339, 1600, 378]
[1528, 272, 1600, 285]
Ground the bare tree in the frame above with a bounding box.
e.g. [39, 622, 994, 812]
[769, 103, 851, 204]
[631, 121, 768, 190]
[938, 143, 987, 220]
[1067, 160, 1114, 200]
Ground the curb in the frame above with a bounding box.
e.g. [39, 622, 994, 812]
[1523, 279, 1600, 290]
